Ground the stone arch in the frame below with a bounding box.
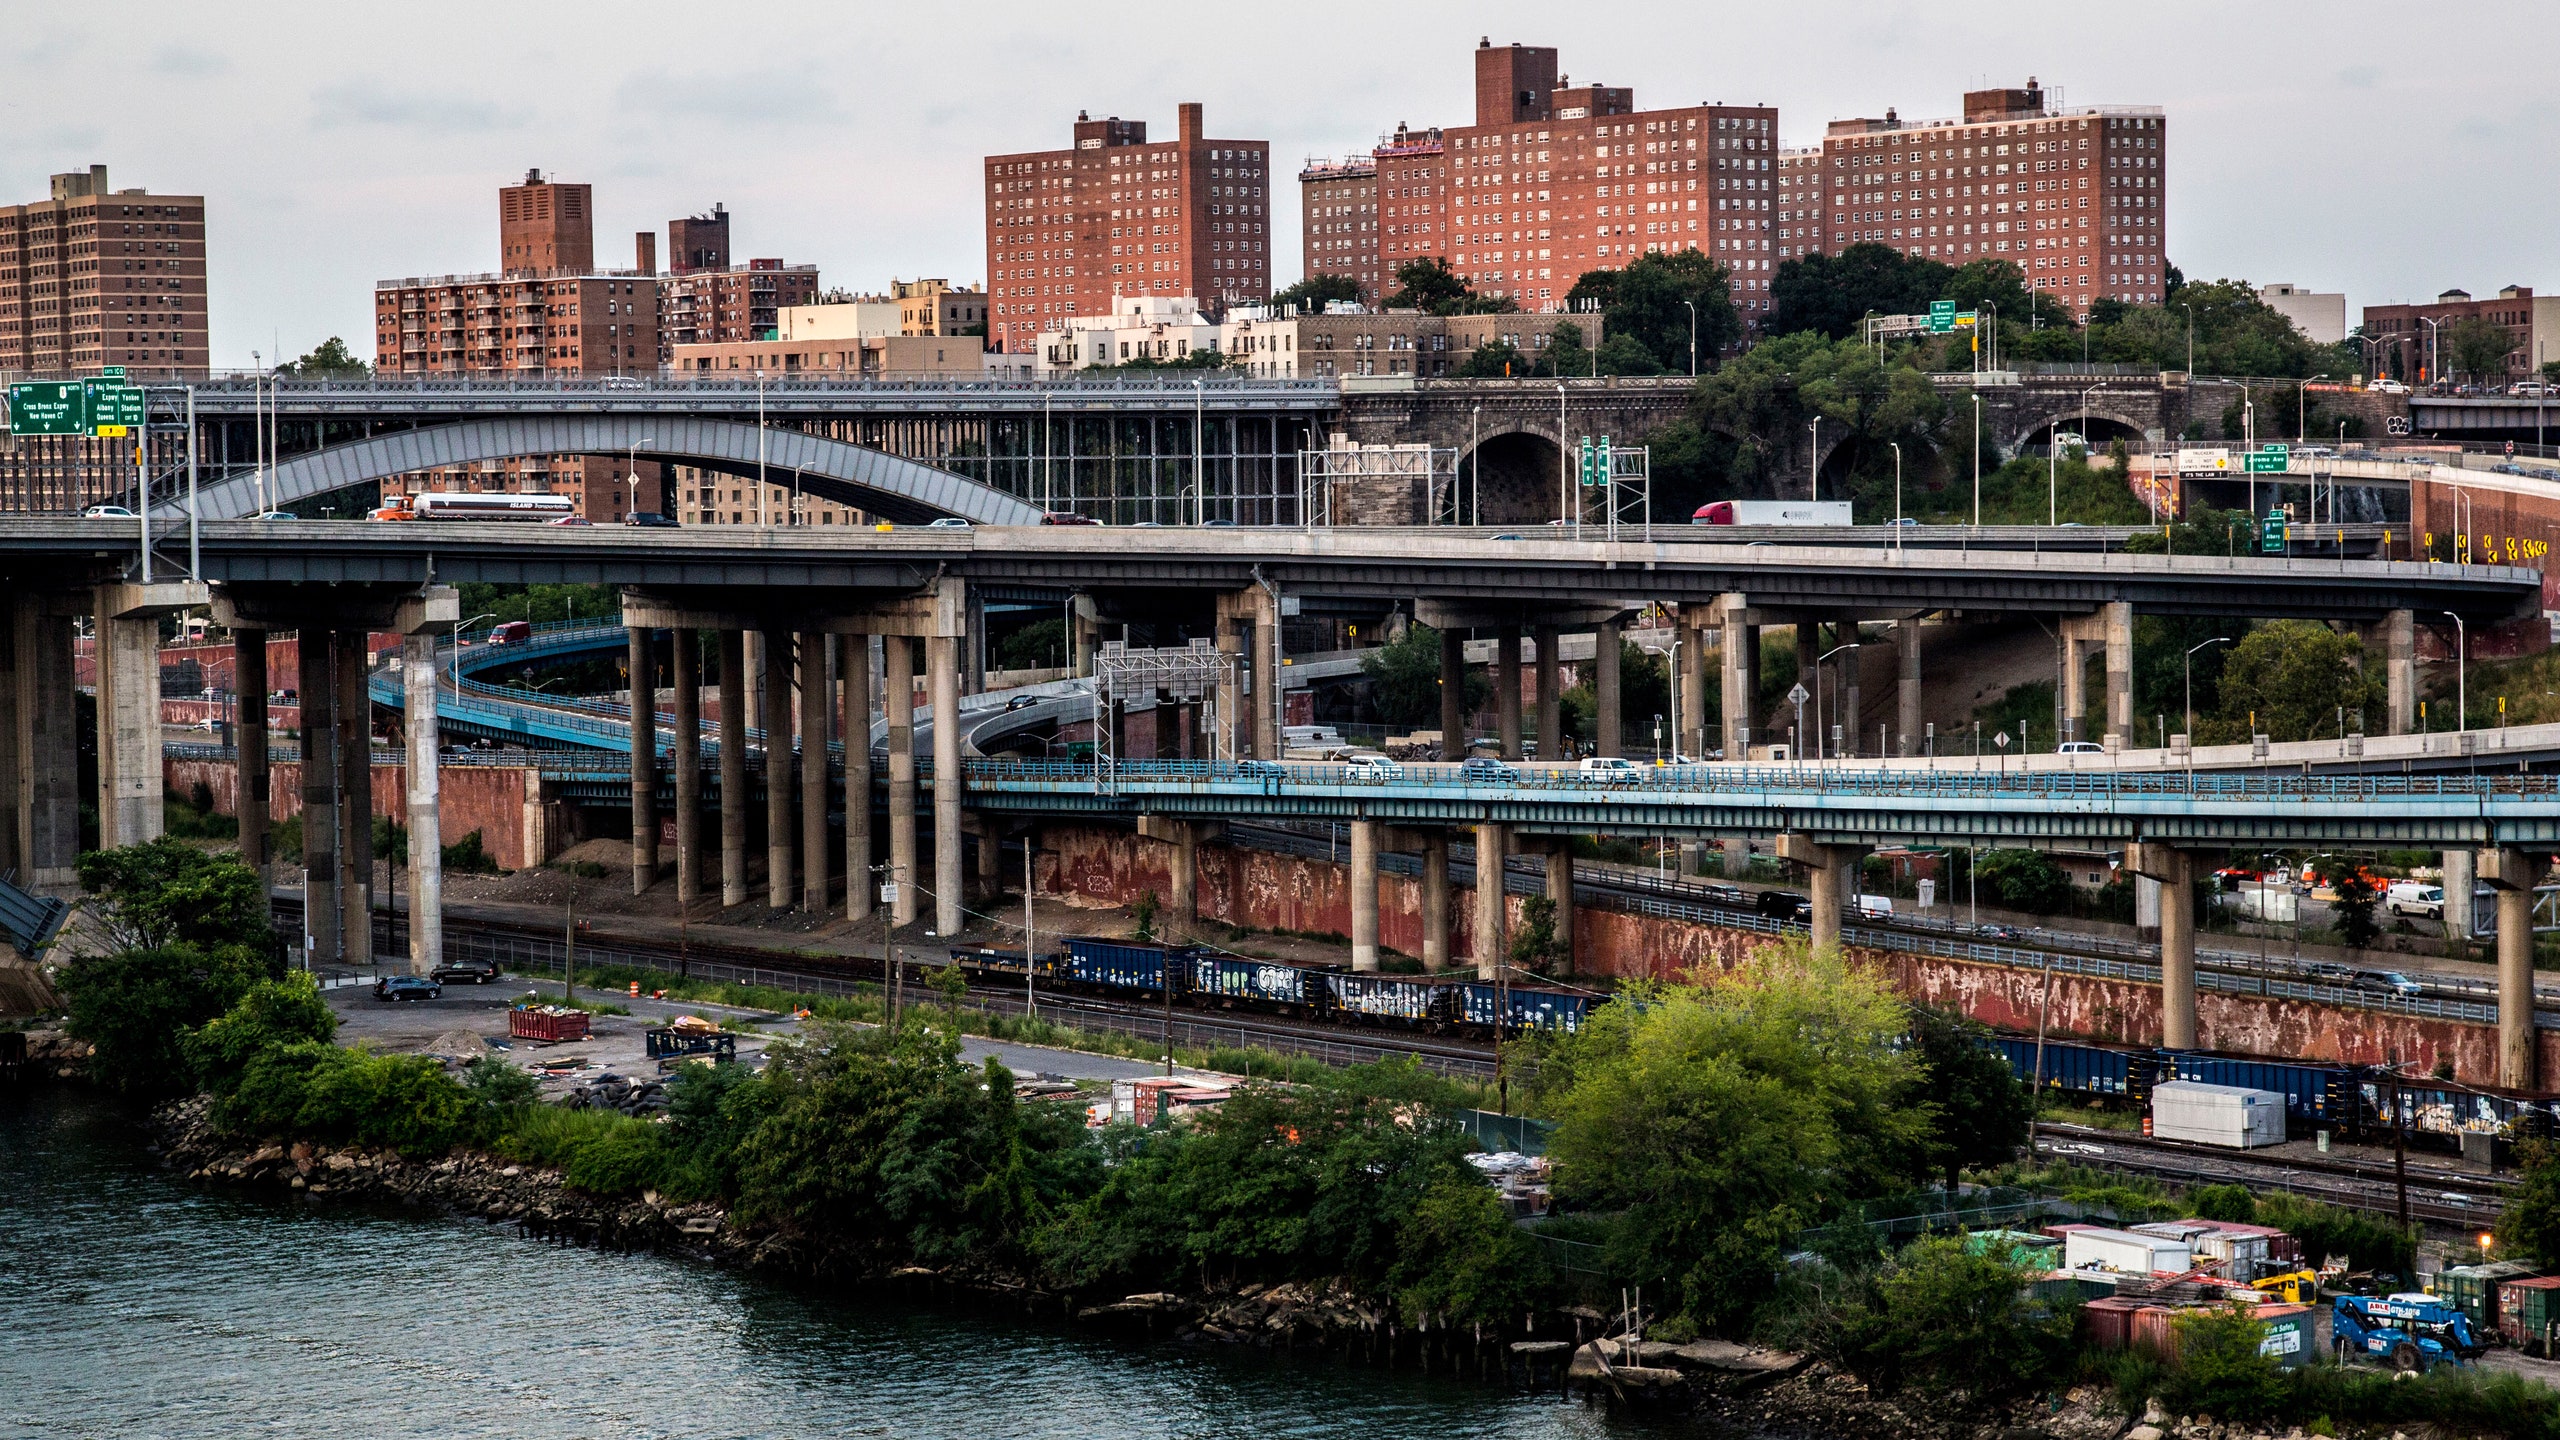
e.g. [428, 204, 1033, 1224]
[2007, 402, 2156, 454]
[1455, 426, 1566, 524]
[171, 414, 1045, 523]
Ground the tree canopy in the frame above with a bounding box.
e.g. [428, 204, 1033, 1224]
[1269, 274, 1364, 313]
[1386, 257, 1518, 316]
[1358, 622, 1486, 729]
[276, 337, 372, 380]
[1564, 249, 1741, 374]
[2204, 619, 2380, 744]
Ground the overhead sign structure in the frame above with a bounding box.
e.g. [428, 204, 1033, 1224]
[82, 379, 143, 433]
[2260, 510, 2288, 554]
[6, 381, 87, 436]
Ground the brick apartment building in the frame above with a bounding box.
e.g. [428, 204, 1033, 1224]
[894, 277, 988, 336]
[652, 258, 820, 364]
[373, 170, 663, 519]
[0, 165, 208, 377]
[1773, 147, 1826, 265]
[1806, 80, 2167, 318]
[2364, 286, 2560, 386]
[985, 103, 1271, 353]
[1297, 40, 1780, 322]
[1299, 156, 1380, 304]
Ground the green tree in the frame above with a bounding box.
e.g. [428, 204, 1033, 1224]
[1566, 249, 1741, 373]
[2499, 1141, 2560, 1269]
[1831, 1239, 2075, 1399]
[187, 974, 337, 1094]
[1535, 942, 1932, 1330]
[1270, 274, 1364, 313]
[994, 618, 1066, 672]
[1972, 849, 2070, 914]
[2188, 1184, 2257, 1223]
[2206, 620, 2380, 744]
[1904, 1007, 2031, 1192]
[275, 337, 373, 380]
[60, 944, 279, 1094]
[2309, 854, 2383, 948]
[2166, 1304, 2286, 1423]
[1769, 242, 1955, 341]
[1130, 889, 1160, 943]
[2444, 315, 2517, 386]
[1386, 257, 1516, 316]
[1509, 895, 1566, 975]
[1358, 622, 1485, 730]
[76, 839, 279, 958]
[1449, 338, 1527, 378]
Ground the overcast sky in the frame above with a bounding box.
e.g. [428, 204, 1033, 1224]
[8, 1, 2550, 368]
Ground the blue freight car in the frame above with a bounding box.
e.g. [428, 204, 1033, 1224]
[1989, 1036, 2165, 1101]
[2165, 1052, 2367, 1126]
[1185, 953, 1331, 1012]
[1452, 981, 1602, 1034]
[1062, 936, 1189, 995]
[1327, 972, 1448, 1026]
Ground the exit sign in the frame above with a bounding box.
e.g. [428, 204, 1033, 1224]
[6, 381, 86, 436]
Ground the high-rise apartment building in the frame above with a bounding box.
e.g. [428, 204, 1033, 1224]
[1298, 156, 1380, 304]
[1299, 41, 1780, 321]
[985, 103, 1271, 353]
[373, 171, 662, 519]
[667, 204, 731, 273]
[0, 165, 208, 377]
[1773, 148, 1826, 264]
[1813, 81, 2166, 317]
[653, 259, 820, 362]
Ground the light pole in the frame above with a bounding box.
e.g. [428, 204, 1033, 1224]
[2181, 302, 2194, 375]
[2420, 316, 2444, 389]
[1682, 298, 1697, 377]
[2183, 636, 2228, 740]
[1809, 415, 1822, 501]
[2300, 374, 2325, 442]
[624, 437, 654, 521]
[1192, 376, 1205, 526]
[1970, 393, 1982, 527]
[453, 612, 497, 693]
[1557, 381, 1570, 529]
[1815, 642, 1858, 762]
[2443, 610, 2467, 731]
[1889, 441, 1903, 548]
[1469, 405, 1481, 526]
[1042, 390, 1054, 513]
[756, 372, 770, 527]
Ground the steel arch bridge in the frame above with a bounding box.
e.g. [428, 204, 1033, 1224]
[169, 413, 1046, 524]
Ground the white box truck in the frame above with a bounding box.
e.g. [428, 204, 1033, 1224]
[2064, 1226, 2192, 1276]
[1690, 499, 1855, 526]
[2150, 1080, 2287, 1148]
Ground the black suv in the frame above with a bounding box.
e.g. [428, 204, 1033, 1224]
[429, 956, 504, 985]
[624, 511, 679, 528]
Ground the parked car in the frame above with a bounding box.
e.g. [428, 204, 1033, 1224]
[80, 504, 136, 519]
[2386, 881, 2445, 920]
[927, 517, 973, 529]
[429, 956, 503, 985]
[1577, 755, 1644, 786]
[623, 511, 679, 528]
[1458, 755, 1517, 783]
[1342, 752, 1402, 782]
[372, 975, 443, 1002]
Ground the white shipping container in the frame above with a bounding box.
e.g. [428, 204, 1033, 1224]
[2151, 1080, 2287, 1149]
[2065, 1226, 2192, 1276]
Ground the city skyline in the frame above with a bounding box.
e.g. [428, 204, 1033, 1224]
[5, 0, 2551, 366]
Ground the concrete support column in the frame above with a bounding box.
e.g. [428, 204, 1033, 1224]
[742, 629, 766, 735]
[975, 813, 1002, 901]
[1215, 623, 1245, 761]
[1544, 844, 1575, 977]
[2382, 609, 2416, 736]
[1439, 627, 1466, 755]
[2443, 848, 2477, 952]
[1709, 601, 1744, 760]
[928, 633, 964, 937]
[1723, 838, 1750, 879]
[800, 632, 829, 912]
[1349, 819, 1381, 971]
[1169, 821, 1198, 928]
[1496, 626, 1523, 760]
[1071, 601, 1101, 679]
[1473, 821, 1508, 979]
[1252, 594, 1281, 761]
[298, 632, 340, 967]
[886, 636, 918, 927]
[1533, 624, 1561, 758]
[335, 631, 373, 969]
[93, 591, 165, 849]
[764, 628, 796, 910]
[402, 633, 441, 976]
[842, 634, 874, 922]
[2061, 632, 2088, 743]
[1897, 616, 1924, 757]
[1594, 619, 1623, 757]
[673, 631, 702, 906]
[2127, 843, 2197, 1049]
[2101, 601, 2134, 745]
[1778, 833, 1866, 952]
[235, 628, 270, 880]
[16, 606, 76, 887]
[2483, 848, 2544, 1091]
[1421, 831, 1451, 972]
[2134, 875, 2163, 941]
[629, 627, 657, 894]
[717, 630, 749, 907]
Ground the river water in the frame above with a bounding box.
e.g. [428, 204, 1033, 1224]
[0, 1090, 1684, 1440]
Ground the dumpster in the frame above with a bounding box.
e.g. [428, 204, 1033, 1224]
[509, 1006, 591, 1042]
[2253, 1303, 2314, 1368]
[2499, 1276, 2560, 1356]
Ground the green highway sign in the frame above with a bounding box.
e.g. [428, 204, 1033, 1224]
[97, 365, 125, 379]
[2260, 443, 2290, 456]
[7, 381, 87, 436]
[1929, 300, 1956, 333]
[2260, 510, 2288, 554]
[1579, 435, 1615, 486]
[81, 380, 142, 432]
[2243, 452, 2287, 473]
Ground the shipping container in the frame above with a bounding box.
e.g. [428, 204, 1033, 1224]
[2137, 1221, 2276, 1282]
[2080, 1296, 2150, 1350]
[2033, 1272, 2121, 1305]
[2065, 1227, 2192, 1276]
[2151, 1081, 2287, 1148]
[2253, 1303, 2315, 1368]
[2437, 1261, 2541, 1332]
[2500, 1277, 2560, 1355]
[2131, 1306, 2186, 1360]
[1326, 972, 1447, 1025]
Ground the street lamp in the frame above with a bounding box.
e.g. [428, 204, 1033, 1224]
[1682, 298, 1698, 377]
[1970, 393, 1983, 527]
[2443, 610, 2467, 731]
[2419, 316, 2444, 389]
[1557, 381, 1570, 530]
[1193, 376, 1205, 526]
[1469, 405, 1482, 526]
[2183, 636, 2228, 740]
[453, 612, 497, 693]
[624, 437, 654, 522]
[1809, 415, 1822, 502]
[1889, 441, 1903, 548]
[756, 372, 770, 527]
[2181, 302, 2194, 375]
[1815, 642, 1859, 761]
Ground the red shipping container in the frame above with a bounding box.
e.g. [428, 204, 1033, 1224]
[509, 1007, 591, 1042]
[2081, 1297, 2148, 1351]
[2131, 1306, 2185, 1359]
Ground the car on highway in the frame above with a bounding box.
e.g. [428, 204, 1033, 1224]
[2057, 740, 2104, 755]
[251, 511, 299, 521]
[927, 517, 972, 529]
[623, 511, 679, 528]
[1458, 755, 1517, 783]
[549, 515, 592, 526]
[598, 376, 648, 390]
[2386, 881, 2445, 920]
[1577, 755, 1644, 786]
[1039, 510, 1098, 526]
[1977, 924, 2023, 943]
[1237, 759, 1287, 779]
[1756, 889, 1811, 922]
[81, 504, 137, 519]
[1342, 751, 1401, 782]
[2369, 378, 2410, 395]
[429, 956, 504, 985]
[372, 975, 443, 1002]
[2354, 969, 2425, 998]
[1698, 884, 1750, 908]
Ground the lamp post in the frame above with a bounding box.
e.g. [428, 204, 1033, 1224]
[1809, 415, 1821, 502]
[2181, 302, 2194, 375]
[1889, 441, 1903, 549]
[1043, 390, 1054, 514]
[1469, 405, 1481, 526]
[1815, 642, 1858, 762]
[2420, 316, 2444, 389]
[756, 372, 770, 527]
[1970, 393, 1982, 527]
[624, 438, 654, 522]
[2443, 610, 2467, 731]
[453, 612, 497, 694]
[2183, 636, 2228, 740]
[1682, 298, 1698, 377]
[1193, 376, 1205, 526]
[1557, 381, 1570, 530]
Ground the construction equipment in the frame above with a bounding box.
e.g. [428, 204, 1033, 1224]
[2332, 1293, 2487, 1372]
[2251, 1270, 2318, 1305]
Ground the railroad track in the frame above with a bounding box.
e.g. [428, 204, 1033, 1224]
[2035, 1123, 2509, 1228]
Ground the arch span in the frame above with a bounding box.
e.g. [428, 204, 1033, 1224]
[174, 414, 1045, 524]
[1458, 429, 1565, 525]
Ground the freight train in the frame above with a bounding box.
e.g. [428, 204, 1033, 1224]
[947, 936, 1604, 1038]
[1989, 1035, 2554, 1142]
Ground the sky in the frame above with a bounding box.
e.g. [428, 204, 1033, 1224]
[7, 0, 2553, 369]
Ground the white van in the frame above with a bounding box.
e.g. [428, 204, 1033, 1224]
[1855, 894, 1894, 918]
[2386, 881, 2444, 920]
[1577, 755, 1644, 786]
